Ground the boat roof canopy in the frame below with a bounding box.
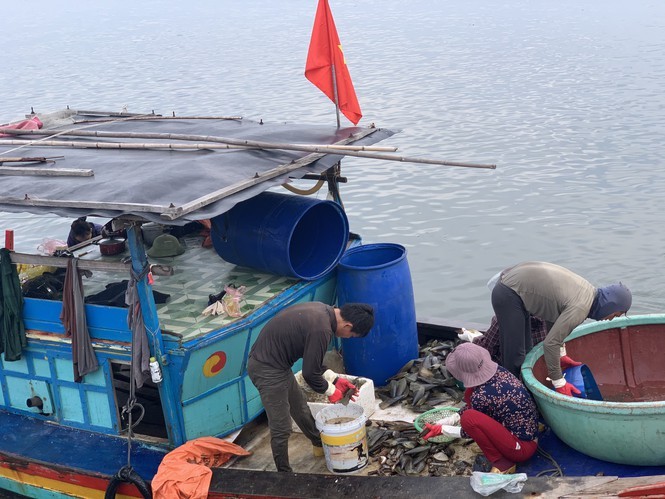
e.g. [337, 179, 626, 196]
[0, 109, 394, 224]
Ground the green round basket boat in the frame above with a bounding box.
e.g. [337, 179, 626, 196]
[522, 314, 665, 466]
[413, 406, 460, 443]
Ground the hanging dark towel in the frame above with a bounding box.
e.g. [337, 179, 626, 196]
[125, 269, 150, 389]
[0, 248, 27, 361]
[60, 258, 99, 382]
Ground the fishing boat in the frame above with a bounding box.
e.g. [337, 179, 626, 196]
[2, 109, 664, 499]
[0, 107, 391, 497]
[0, 107, 495, 498]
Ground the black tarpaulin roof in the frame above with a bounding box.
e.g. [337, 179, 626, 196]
[0, 109, 394, 224]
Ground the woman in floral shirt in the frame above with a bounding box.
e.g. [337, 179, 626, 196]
[422, 342, 539, 474]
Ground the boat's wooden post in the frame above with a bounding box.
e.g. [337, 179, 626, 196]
[125, 223, 186, 445]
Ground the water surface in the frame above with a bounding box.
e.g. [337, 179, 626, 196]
[2, 0, 664, 323]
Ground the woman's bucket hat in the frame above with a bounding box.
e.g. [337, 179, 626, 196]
[446, 343, 498, 388]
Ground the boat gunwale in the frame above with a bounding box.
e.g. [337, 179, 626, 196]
[522, 313, 665, 412]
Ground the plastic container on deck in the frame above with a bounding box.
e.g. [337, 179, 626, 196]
[210, 192, 349, 281]
[336, 243, 419, 387]
[315, 402, 369, 474]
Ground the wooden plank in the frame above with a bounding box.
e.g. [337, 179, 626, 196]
[208, 468, 619, 499]
[9, 252, 131, 272]
[0, 167, 93, 177]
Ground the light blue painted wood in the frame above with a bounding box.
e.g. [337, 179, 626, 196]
[174, 270, 338, 439]
[54, 357, 75, 382]
[244, 376, 262, 420]
[59, 385, 84, 422]
[182, 381, 245, 440]
[83, 365, 107, 387]
[86, 390, 113, 428]
[1, 354, 29, 374]
[33, 357, 50, 378]
[181, 330, 248, 399]
[4, 378, 54, 414]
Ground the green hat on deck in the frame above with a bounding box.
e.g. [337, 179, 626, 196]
[147, 234, 185, 258]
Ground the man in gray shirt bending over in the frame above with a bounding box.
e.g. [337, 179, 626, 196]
[492, 261, 631, 396]
[247, 301, 374, 472]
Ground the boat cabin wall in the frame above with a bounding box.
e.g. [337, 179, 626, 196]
[167, 272, 338, 441]
[0, 298, 159, 438]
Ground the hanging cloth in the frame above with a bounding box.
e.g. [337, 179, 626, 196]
[125, 266, 150, 389]
[0, 248, 27, 361]
[60, 257, 99, 381]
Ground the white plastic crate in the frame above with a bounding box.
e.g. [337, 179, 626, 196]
[291, 371, 376, 433]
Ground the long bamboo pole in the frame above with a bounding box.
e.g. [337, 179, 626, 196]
[0, 134, 495, 169]
[0, 128, 397, 152]
[0, 167, 93, 177]
[0, 156, 64, 163]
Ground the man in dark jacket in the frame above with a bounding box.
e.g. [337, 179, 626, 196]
[491, 261, 631, 396]
[247, 301, 374, 472]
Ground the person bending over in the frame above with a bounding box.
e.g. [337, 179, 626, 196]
[490, 261, 631, 396]
[247, 301, 374, 472]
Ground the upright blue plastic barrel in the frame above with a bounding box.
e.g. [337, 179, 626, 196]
[337, 243, 419, 387]
[210, 192, 349, 281]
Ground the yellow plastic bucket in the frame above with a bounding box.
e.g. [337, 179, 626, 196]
[315, 402, 368, 473]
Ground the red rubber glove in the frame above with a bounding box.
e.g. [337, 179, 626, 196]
[334, 378, 359, 400]
[560, 355, 582, 371]
[555, 382, 582, 397]
[421, 423, 442, 441]
[328, 388, 345, 403]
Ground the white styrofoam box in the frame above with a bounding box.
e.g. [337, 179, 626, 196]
[291, 371, 376, 433]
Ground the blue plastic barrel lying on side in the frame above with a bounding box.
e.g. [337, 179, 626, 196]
[563, 365, 603, 400]
[210, 192, 349, 281]
[337, 243, 419, 387]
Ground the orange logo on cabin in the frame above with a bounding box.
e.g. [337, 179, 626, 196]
[203, 351, 227, 377]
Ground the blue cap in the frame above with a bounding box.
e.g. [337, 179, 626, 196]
[588, 282, 632, 320]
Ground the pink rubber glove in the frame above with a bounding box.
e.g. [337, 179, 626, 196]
[421, 423, 442, 441]
[560, 355, 582, 371]
[555, 382, 582, 397]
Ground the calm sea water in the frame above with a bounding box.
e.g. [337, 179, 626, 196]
[2, 0, 664, 323]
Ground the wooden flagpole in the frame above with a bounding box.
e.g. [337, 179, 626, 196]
[324, 0, 342, 128]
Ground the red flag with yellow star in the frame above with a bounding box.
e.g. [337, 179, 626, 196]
[305, 0, 362, 125]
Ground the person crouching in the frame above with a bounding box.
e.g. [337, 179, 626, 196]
[422, 342, 539, 474]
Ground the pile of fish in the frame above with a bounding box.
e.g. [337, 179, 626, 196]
[362, 338, 485, 477]
[375, 339, 464, 413]
[365, 420, 481, 477]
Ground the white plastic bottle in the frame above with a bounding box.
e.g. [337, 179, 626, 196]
[149, 356, 163, 383]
